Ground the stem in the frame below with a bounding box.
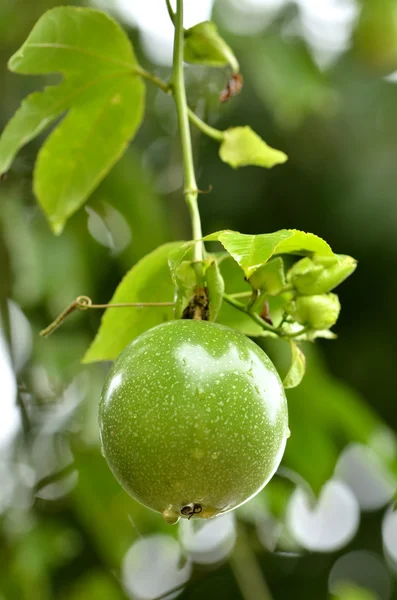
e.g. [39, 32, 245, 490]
[172, 0, 203, 262]
[187, 108, 224, 141]
[230, 525, 274, 600]
[223, 293, 276, 333]
[165, 0, 175, 24]
[135, 67, 171, 94]
[228, 292, 252, 299]
[287, 326, 309, 338]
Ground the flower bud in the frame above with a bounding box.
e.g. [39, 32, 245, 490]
[288, 255, 357, 296]
[288, 293, 341, 330]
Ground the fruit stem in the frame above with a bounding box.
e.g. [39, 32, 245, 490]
[230, 524, 274, 600]
[172, 0, 204, 263]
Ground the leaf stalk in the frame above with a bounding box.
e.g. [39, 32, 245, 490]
[40, 296, 174, 337]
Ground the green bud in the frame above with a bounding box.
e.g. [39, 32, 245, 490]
[184, 21, 239, 74]
[287, 255, 357, 296]
[288, 293, 341, 330]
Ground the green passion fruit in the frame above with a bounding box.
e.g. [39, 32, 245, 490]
[99, 320, 289, 523]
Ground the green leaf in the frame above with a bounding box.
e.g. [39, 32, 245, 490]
[1, 7, 145, 233]
[34, 74, 144, 234]
[219, 126, 287, 169]
[168, 241, 199, 283]
[248, 257, 286, 295]
[205, 229, 335, 278]
[82, 242, 182, 363]
[206, 259, 225, 321]
[0, 77, 79, 176]
[283, 341, 306, 389]
[184, 21, 239, 73]
[172, 260, 196, 319]
[8, 7, 135, 75]
[216, 256, 263, 336]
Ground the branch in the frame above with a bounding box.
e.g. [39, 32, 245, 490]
[172, 0, 204, 263]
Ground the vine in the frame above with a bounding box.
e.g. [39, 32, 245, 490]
[0, 2, 357, 382]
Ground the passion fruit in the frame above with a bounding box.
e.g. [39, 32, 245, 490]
[99, 320, 288, 523]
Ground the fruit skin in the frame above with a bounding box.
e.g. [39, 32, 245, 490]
[99, 320, 288, 522]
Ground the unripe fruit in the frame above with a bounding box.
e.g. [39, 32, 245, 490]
[99, 320, 289, 523]
[288, 293, 341, 330]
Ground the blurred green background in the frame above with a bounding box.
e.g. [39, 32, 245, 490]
[1, 1, 397, 599]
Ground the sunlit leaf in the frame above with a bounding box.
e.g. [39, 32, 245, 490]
[0, 77, 81, 176]
[82, 242, 182, 363]
[205, 229, 334, 278]
[0, 7, 145, 233]
[8, 7, 135, 75]
[34, 74, 144, 234]
[184, 21, 239, 73]
[219, 127, 287, 169]
[283, 341, 306, 389]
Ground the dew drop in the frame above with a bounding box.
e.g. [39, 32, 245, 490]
[163, 507, 180, 525]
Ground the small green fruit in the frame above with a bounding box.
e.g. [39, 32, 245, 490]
[289, 293, 341, 330]
[100, 320, 289, 523]
[288, 255, 356, 296]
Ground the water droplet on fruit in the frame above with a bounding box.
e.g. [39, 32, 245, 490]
[162, 507, 180, 524]
[287, 428, 291, 439]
